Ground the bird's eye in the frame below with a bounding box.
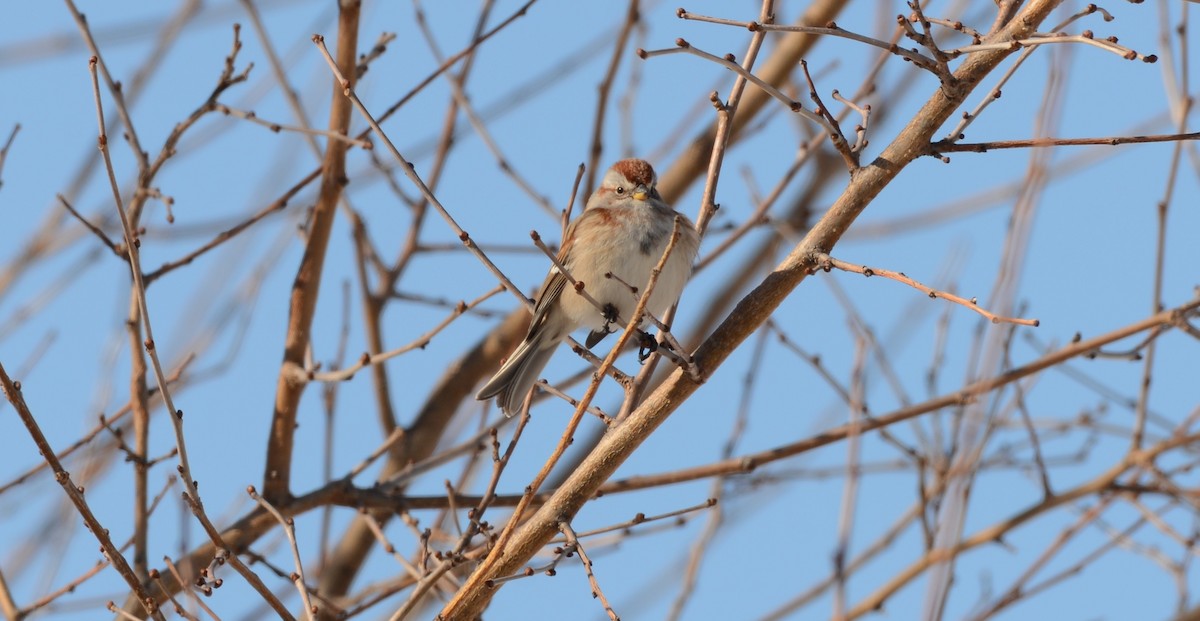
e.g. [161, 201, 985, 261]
[615, 186, 625, 195]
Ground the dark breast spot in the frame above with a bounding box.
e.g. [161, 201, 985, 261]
[639, 228, 664, 255]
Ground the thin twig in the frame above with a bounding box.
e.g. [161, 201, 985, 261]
[815, 253, 1040, 326]
[144, 168, 322, 284]
[57, 194, 122, 256]
[65, 0, 149, 171]
[834, 336, 868, 619]
[213, 103, 373, 148]
[561, 163, 585, 239]
[585, 0, 641, 196]
[162, 556, 219, 620]
[88, 53, 287, 616]
[248, 487, 314, 620]
[0, 123, 19, 189]
[464, 217, 687, 606]
[942, 4, 1136, 142]
[944, 33, 1157, 63]
[536, 380, 614, 423]
[311, 35, 527, 310]
[901, 2, 951, 75]
[932, 131, 1200, 153]
[0, 363, 163, 620]
[798, 59, 857, 170]
[830, 90, 870, 153]
[560, 521, 620, 621]
[637, 40, 832, 134]
[675, 8, 941, 71]
[361, 512, 444, 587]
[620, 0, 776, 420]
[305, 285, 502, 382]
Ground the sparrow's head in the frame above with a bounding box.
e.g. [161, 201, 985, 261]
[598, 158, 660, 203]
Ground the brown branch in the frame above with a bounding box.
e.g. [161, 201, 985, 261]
[585, 0, 641, 196]
[963, 497, 1116, 621]
[263, 2, 361, 503]
[464, 218, 688, 602]
[0, 567, 19, 621]
[690, 0, 773, 239]
[412, 7, 555, 218]
[602, 297, 1197, 495]
[309, 35, 530, 313]
[159, 558, 211, 620]
[248, 487, 314, 619]
[657, 0, 848, 204]
[675, 7, 940, 74]
[185, 493, 296, 619]
[0, 358, 190, 496]
[239, 0, 322, 158]
[144, 168, 322, 284]
[0, 363, 163, 620]
[433, 3, 1141, 615]
[618, 0, 778, 419]
[0, 0, 202, 309]
[212, 102, 373, 148]
[932, 131, 1200, 153]
[847, 430, 1200, 618]
[127, 292, 151, 582]
[118, 280, 1195, 612]
[56, 194, 122, 257]
[943, 4, 1136, 143]
[815, 253, 1041, 326]
[637, 40, 831, 135]
[64, 0, 149, 173]
[311, 309, 527, 612]
[798, 59, 857, 170]
[305, 286, 501, 383]
[0, 123, 19, 190]
[90, 46, 291, 617]
[944, 32, 1157, 63]
[559, 521, 619, 621]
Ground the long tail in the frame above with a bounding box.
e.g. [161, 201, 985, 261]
[475, 335, 558, 416]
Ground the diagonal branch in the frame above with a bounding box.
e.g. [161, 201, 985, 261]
[0, 363, 164, 620]
[437, 0, 1071, 616]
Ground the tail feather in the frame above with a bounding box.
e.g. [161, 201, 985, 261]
[476, 337, 558, 416]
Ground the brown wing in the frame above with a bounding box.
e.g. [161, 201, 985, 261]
[524, 211, 587, 341]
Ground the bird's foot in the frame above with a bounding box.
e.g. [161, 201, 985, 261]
[601, 303, 619, 330]
[637, 331, 660, 363]
[586, 303, 622, 349]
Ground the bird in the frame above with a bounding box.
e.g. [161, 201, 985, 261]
[476, 158, 700, 416]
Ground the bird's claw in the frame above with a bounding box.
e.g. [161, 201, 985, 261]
[586, 303, 622, 349]
[601, 303, 619, 330]
[637, 331, 659, 363]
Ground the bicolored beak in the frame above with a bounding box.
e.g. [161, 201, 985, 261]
[631, 184, 649, 201]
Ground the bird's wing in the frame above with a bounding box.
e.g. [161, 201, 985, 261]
[525, 210, 588, 341]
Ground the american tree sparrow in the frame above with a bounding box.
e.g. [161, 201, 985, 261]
[476, 158, 700, 416]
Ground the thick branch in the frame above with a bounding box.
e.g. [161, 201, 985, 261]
[262, 1, 361, 503]
[438, 1, 1068, 617]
